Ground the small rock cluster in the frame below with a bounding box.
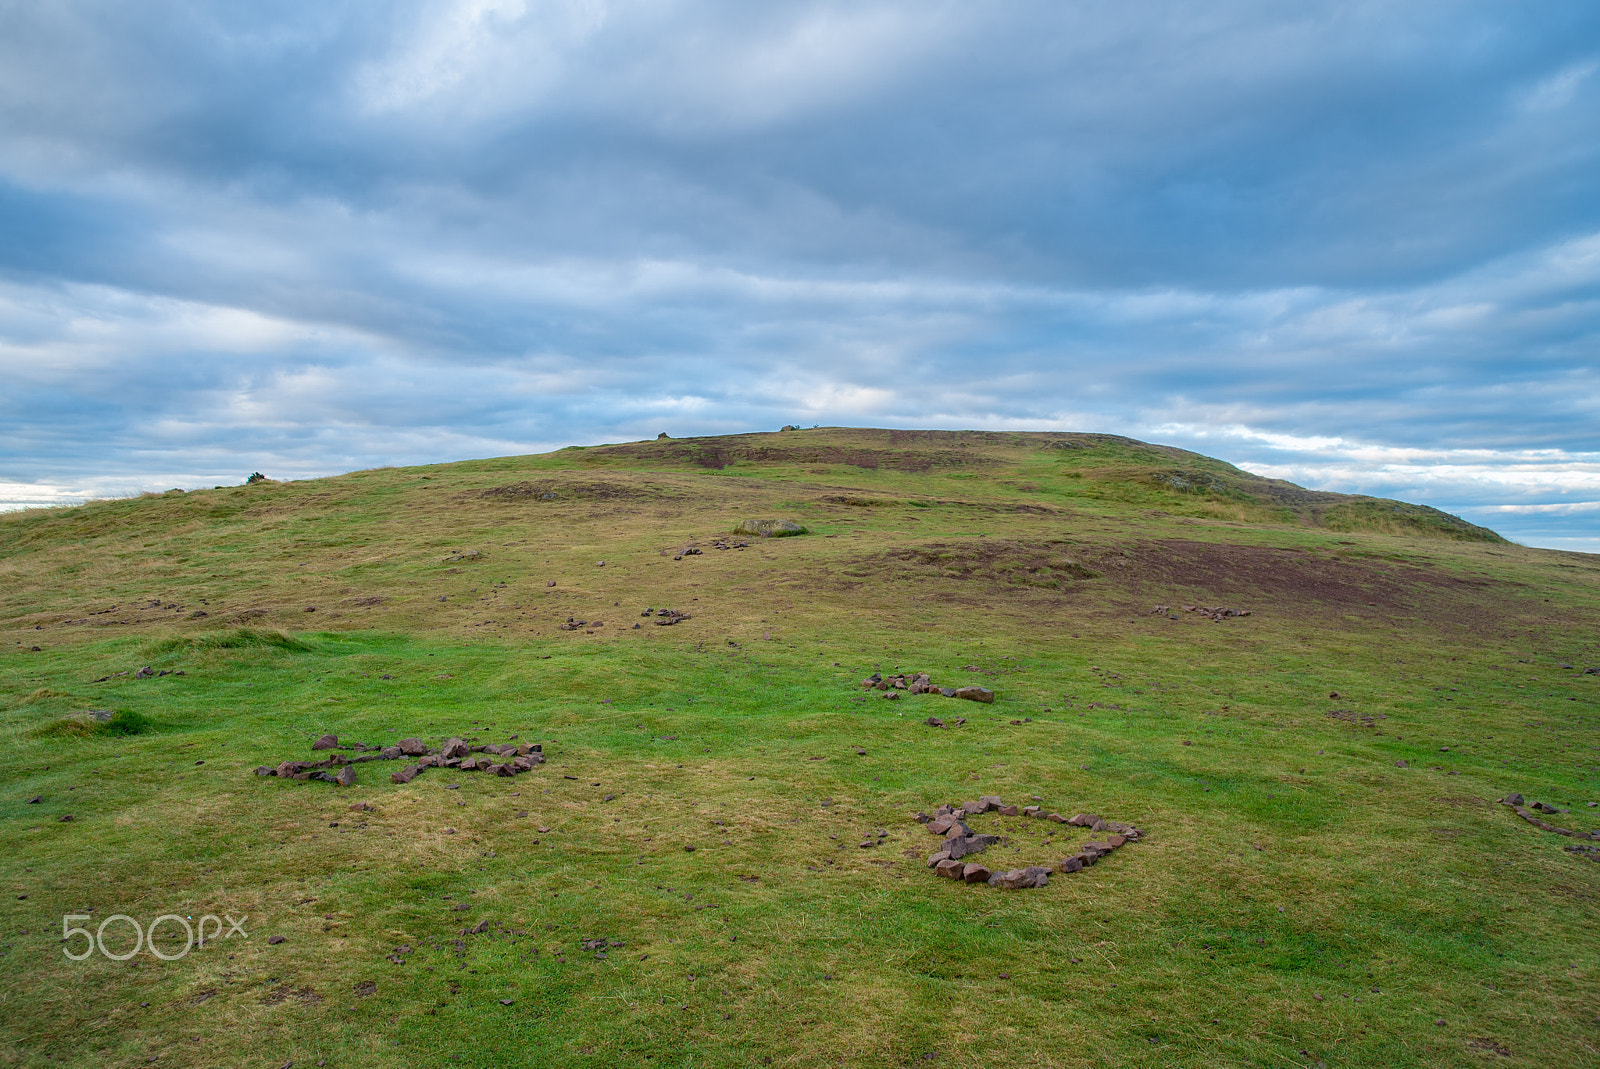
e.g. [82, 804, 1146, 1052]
[860, 671, 994, 703]
[1153, 604, 1251, 621]
[253, 734, 545, 787]
[91, 666, 186, 682]
[1500, 792, 1600, 843]
[641, 607, 691, 626]
[916, 798, 1143, 889]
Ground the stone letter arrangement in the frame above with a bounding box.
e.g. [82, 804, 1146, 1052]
[916, 796, 1143, 889]
[252, 734, 545, 787]
[1501, 792, 1600, 861]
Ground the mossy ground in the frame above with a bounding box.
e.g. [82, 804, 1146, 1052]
[1, 428, 1596, 1068]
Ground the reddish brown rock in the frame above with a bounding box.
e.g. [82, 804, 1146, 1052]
[440, 738, 469, 759]
[962, 863, 992, 884]
[1058, 856, 1084, 873]
[334, 765, 356, 787]
[391, 765, 421, 784]
[927, 850, 952, 868]
[398, 738, 427, 756]
[953, 686, 995, 703]
[311, 734, 339, 751]
[934, 859, 965, 879]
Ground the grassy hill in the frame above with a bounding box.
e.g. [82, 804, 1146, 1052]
[2, 427, 1597, 1069]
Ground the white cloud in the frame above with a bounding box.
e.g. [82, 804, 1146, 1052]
[1518, 57, 1599, 111]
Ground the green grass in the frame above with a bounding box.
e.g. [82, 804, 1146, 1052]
[1, 427, 1596, 1068]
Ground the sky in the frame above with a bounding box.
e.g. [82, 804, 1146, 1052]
[2, 1, 1598, 551]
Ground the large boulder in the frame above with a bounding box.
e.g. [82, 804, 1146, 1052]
[735, 519, 806, 538]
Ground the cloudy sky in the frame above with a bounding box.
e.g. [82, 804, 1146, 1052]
[2, 1, 1598, 550]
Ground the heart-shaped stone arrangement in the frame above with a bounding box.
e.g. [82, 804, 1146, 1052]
[917, 796, 1143, 889]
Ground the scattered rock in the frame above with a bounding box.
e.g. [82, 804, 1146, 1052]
[311, 734, 339, 751]
[334, 765, 356, 787]
[268, 935, 286, 945]
[953, 687, 995, 704]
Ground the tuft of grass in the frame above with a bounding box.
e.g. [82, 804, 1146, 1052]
[5, 687, 68, 710]
[33, 708, 154, 738]
[146, 627, 313, 655]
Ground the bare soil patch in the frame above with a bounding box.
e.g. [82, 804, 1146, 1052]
[586, 436, 988, 472]
[877, 540, 1099, 589]
[476, 478, 687, 503]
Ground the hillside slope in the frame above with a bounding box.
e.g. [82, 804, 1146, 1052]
[2, 428, 1597, 1069]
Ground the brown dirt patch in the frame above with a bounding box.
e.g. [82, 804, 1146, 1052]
[875, 540, 1099, 589]
[260, 986, 322, 1005]
[839, 536, 1546, 633]
[1467, 1037, 1512, 1058]
[585, 435, 989, 472]
[476, 479, 687, 503]
[1077, 540, 1497, 613]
